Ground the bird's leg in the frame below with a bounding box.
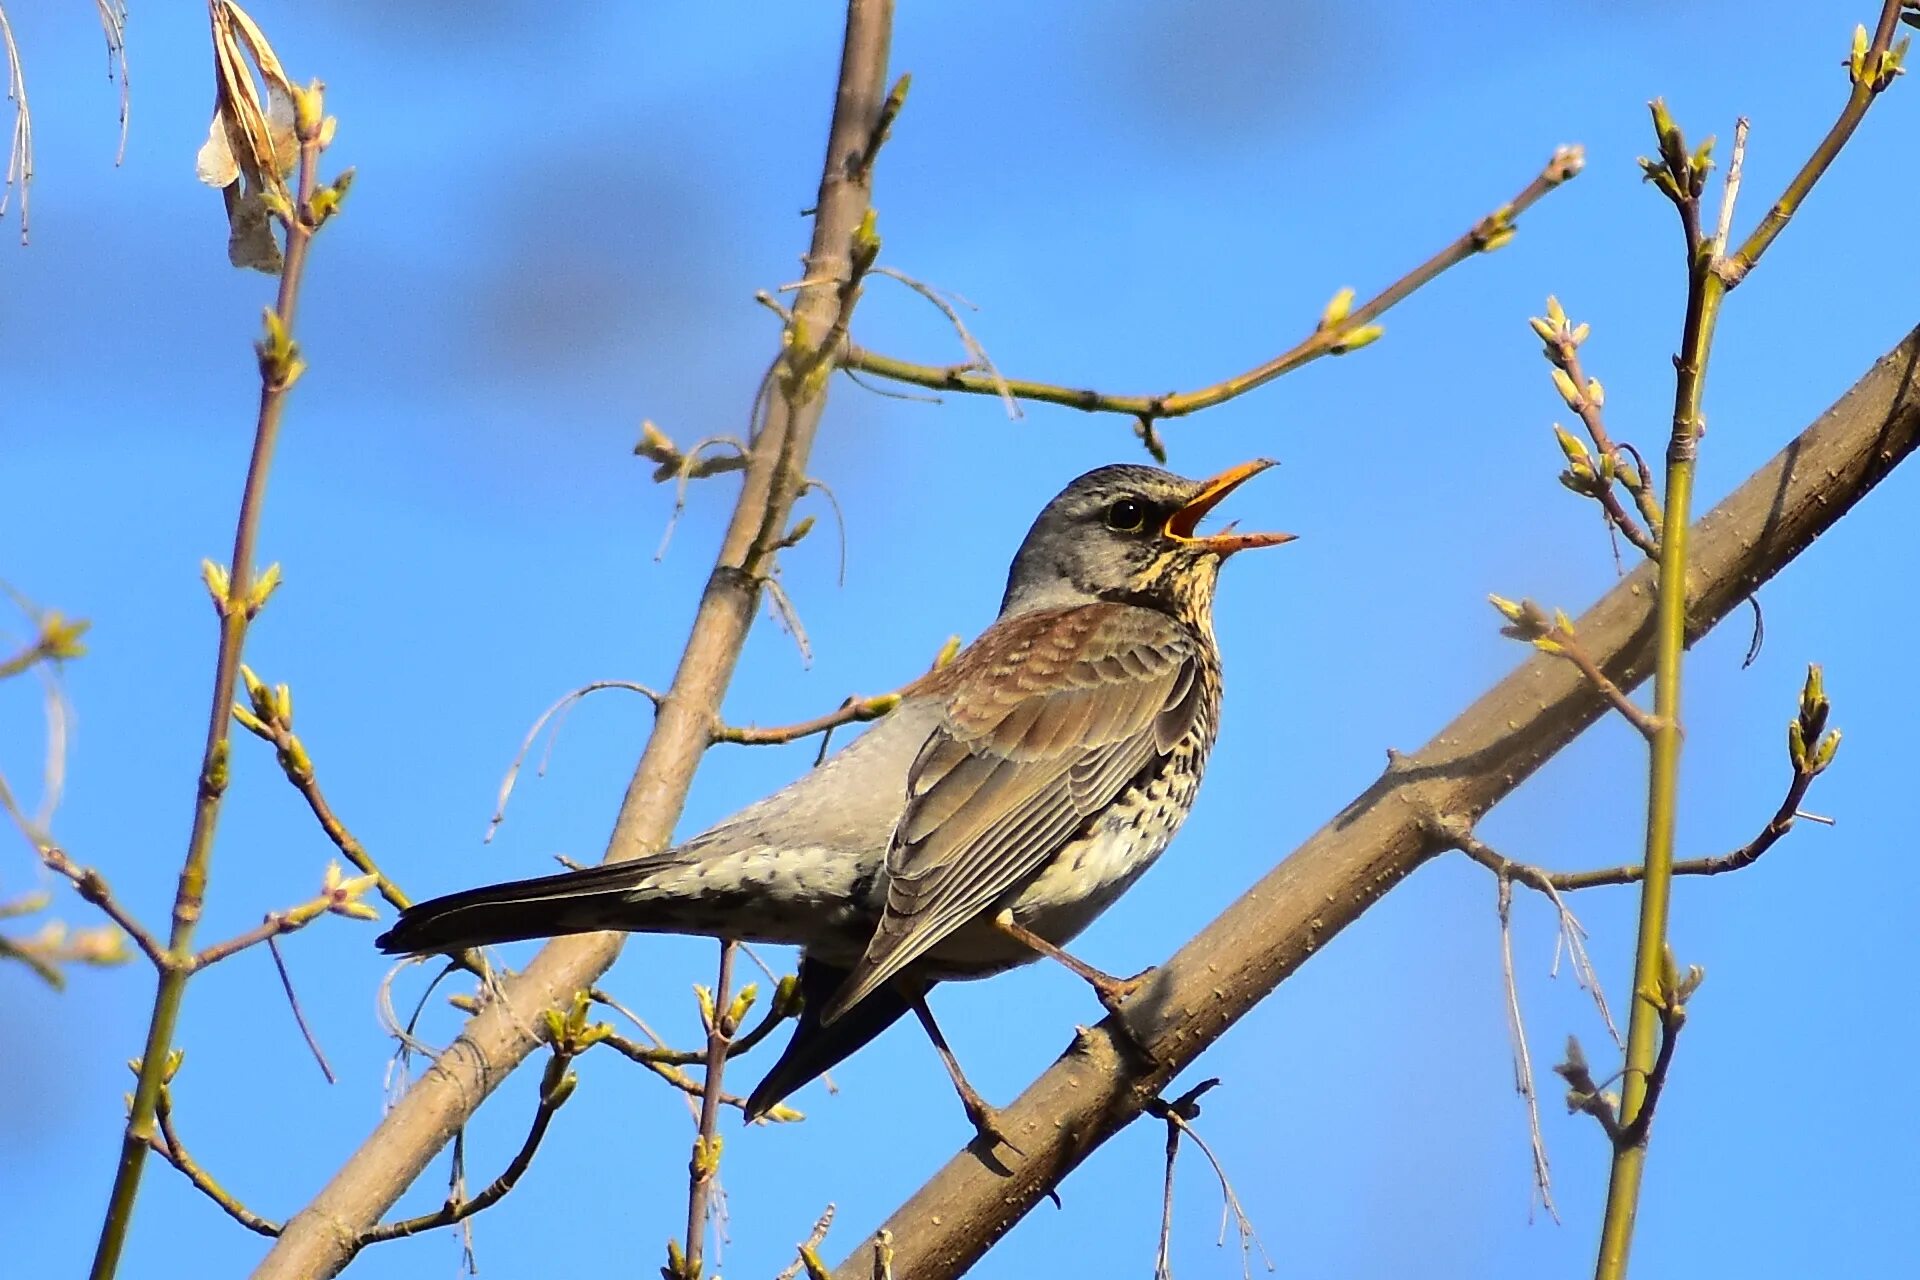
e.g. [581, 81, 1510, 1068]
[991, 909, 1150, 1019]
[906, 992, 1023, 1154]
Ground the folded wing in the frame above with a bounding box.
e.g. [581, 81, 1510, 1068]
[820, 603, 1200, 1022]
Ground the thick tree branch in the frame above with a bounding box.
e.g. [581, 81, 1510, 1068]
[253, 6, 898, 1275]
[830, 329, 1920, 1280]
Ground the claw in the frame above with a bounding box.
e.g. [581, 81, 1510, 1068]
[962, 1096, 1025, 1155]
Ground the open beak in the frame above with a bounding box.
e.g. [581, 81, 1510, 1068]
[1164, 458, 1297, 555]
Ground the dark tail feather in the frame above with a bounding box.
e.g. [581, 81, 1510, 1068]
[744, 957, 911, 1121]
[375, 860, 661, 955]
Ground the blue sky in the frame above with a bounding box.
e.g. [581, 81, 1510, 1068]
[4, 3, 1917, 1277]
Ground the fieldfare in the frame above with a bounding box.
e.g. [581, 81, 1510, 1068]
[379, 460, 1292, 1145]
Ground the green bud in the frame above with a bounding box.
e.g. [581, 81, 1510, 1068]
[1552, 423, 1591, 465]
[1551, 367, 1581, 407]
[202, 560, 232, 608]
[1329, 323, 1384, 354]
[1320, 286, 1355, 328]
[1811, 729, 1842, 773]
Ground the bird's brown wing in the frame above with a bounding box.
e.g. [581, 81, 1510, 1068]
[820, 603, 1201, 1023]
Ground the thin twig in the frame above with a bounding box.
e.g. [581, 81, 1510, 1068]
[1554, 1037, 1624, 1145]
[714, 690, 901, 746]
[487, 680, 666, 843]
[1154, 1102, 1179, 1280]
[776, 1205, 838, 1280]
[1617, 987, 1690, 1149]
[842, 147, 1583, 431]
[870, 266, 1020, 418]
[1552, 629, 1662, 738]
[1712, 117, 1750, 259]
[1718, 1, 1910, 286]
[1494, 877, 1559, 1222]
[355, 1050, 576, 1249]
[93, 0, 131, 166]
[189, 865, 379, 971]
[232, 704, 412, 914]
[27, 837, 168, 970]
[92, 74, 337, 1280]
[677, 941, 739, 1279]
[0, 2, 33, 243]
[266, 934, 336, 1084]
[1491, 599, 1662, 737]
[1442, 715, 1829, 892]
[150, 1090, 282, 1237]
[1145, 1081, 1275, 1280]
[1533, 300, 1662, 559]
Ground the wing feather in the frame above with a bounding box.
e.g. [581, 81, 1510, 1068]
[820, 604, 1202, 1022]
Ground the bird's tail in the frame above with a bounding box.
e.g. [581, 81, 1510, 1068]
[744, 956, 911, 1121]
[375, 859, 670, 955]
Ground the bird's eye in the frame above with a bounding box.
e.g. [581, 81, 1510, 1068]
[1104, 498, 1150, 533]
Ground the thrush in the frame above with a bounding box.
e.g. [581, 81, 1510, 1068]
[378, 460, 1292, 1145]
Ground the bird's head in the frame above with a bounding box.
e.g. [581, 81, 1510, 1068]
[1000, 460, 1294, 620]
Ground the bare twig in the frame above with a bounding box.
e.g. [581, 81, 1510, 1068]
[1146, 1081, 1274, 1280]
[355, 1041, 581, 1251]
[1712, 117, 1750, 259]
[93, 59, 341, 1277]
[596, 971, 799, 1066]
[673, 941, 739, 1279]
[1494, 877, 1558, 1222]
[1553, 1037, 1623, 1145]
[231, 677, 413, 914]
[1440, 659, 1837, 893]
[776, 1205, 838, 1280]
[94, 0, 131, 165]
[24, 837, 168, 970]
[188, 863, 379, 971]
[1489, 598, 1661, 737]
[870, 266, 1020, 418]
[714, 690, 901, 746]
[487, 679, 665, 843]
[842, 147, 1583, 435]
[1717, 1, 1910, 287]
[149, 1087, 281, 1238]
[0, 2, 32, 243]
[1532, 299, 1662, 559]
[266, 934, 336, 1084]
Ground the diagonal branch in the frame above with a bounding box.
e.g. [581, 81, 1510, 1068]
[253, 6, 900, 1274]
[828, 329, 1920, 1280]
[840, 147, 1583, 432]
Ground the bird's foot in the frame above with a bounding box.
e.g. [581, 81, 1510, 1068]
[1092, 966, 1162, 1061]
[959, 1091, 1025, 1156]
[1090, 966, 1151, 1018]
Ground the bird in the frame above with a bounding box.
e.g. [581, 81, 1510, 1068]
[377, 459, 1293, 1145]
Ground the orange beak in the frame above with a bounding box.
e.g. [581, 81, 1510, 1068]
[1164, 458, 1296, 555]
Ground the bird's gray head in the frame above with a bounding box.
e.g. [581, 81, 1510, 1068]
[999, 460, 1294, 618]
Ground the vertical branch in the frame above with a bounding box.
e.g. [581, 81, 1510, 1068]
[1595, 16, 1906, 1269]
[88, 82, 334, 1280]
[1590, 97, 1720, 1280]
[255, 6, 898, 1275]
[677, 941, 738, 1279]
